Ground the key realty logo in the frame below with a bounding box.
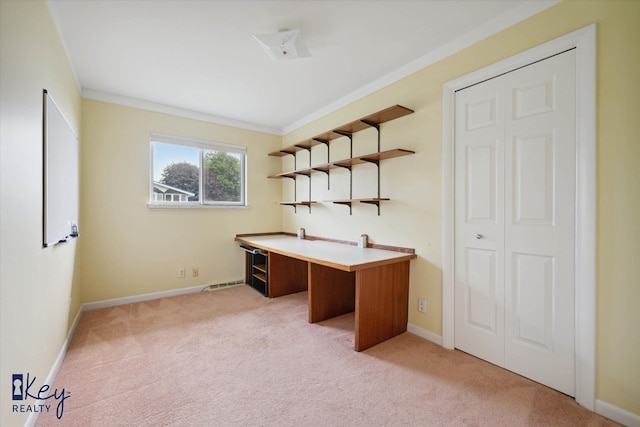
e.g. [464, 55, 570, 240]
[11, 373, 70, 420]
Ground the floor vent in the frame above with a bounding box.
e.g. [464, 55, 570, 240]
[202, 279, 245, 292]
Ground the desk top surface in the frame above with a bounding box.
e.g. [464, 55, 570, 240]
[236, 234, 416, 272]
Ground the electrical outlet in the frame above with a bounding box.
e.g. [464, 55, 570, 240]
[192, 267, 199, 277]
[178, 268, 186, 279]
[418, 298, 426, 314]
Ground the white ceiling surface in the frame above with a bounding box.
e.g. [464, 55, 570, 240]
[47, 0, 557, 135]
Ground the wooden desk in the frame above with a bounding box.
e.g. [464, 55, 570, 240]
[235, 233, 417, 351]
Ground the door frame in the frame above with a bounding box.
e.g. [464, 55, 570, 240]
[442, 24, 596, 410]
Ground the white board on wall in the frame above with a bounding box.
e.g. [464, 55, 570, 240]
[43, 90, 78, 247]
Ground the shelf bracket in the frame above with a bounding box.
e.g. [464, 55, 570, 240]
[332, 200, 353, 215]
[311, 168, 330, 175]
[308, 173, 312, 213]
[293, 153, 297, 205]
[291, 152, 298, 213]
[360, 199, 382, 216]
[312, 138, 330, 161]
[361, 157, 382, 215]
[312, 167, 330, 190]
[313, 138, 331, 189]
[280, 202, 314, 214]
[334, 164, 353, 215]
[294, 145, 311, 153]
[334, 164, 352, 171]
[332, 130, 352, 138]
[360, 158, 380, 166]
[333, 130, 354, 159]
[361, 121, 381, 152]
[291, 146, 313, 208]
[334, 131, 353, 213]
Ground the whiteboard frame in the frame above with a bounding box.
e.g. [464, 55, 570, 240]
[43, 89, 79, 247]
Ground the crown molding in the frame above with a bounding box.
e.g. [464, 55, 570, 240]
[82, 89, 281, 136]
[282, 0, 560, 135]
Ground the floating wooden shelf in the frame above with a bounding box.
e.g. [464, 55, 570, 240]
[278, 201, 317, 207]
[326, 198, 391, 214]
[252, 272, 267, 283]
[326, 198, 391, 204]
[278, 201, 316, 213]
[268, 149, 414, 179]
[268, 105, 414, 157]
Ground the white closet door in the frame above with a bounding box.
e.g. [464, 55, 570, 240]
[454, 75, 506, 367]
[454, 50, 576, 396]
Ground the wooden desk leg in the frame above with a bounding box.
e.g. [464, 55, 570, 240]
[308, 263, 355, 323]
[354, 260, 410, 351]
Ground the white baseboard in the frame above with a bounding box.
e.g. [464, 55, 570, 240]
[596, 399, 640, 427]
[407, 323, 443, 346]
[82, 282, 241, 311]
[24, 307, 83, 427]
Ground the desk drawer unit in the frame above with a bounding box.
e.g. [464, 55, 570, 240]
[240, 244, 268, 296]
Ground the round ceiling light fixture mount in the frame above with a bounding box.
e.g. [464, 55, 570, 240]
[253, 28, 312, 60]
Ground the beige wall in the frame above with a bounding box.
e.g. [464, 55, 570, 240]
[589, 1, 640, 415]
[80, 100, 283, 302]
[282, 0, 640, 416]
[1, 0, 638, 424]
[0, 1, 83, 426]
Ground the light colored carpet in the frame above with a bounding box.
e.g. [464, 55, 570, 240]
[36, 285, 617, 426]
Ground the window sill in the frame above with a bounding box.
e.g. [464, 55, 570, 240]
[147, 203, 249, 209]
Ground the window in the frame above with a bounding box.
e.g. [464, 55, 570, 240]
[149, 133, 246, 207]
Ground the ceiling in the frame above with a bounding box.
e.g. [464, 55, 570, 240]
[47, 0, 557, 134]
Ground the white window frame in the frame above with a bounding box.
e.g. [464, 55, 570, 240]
[148, 133, 247, 208]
